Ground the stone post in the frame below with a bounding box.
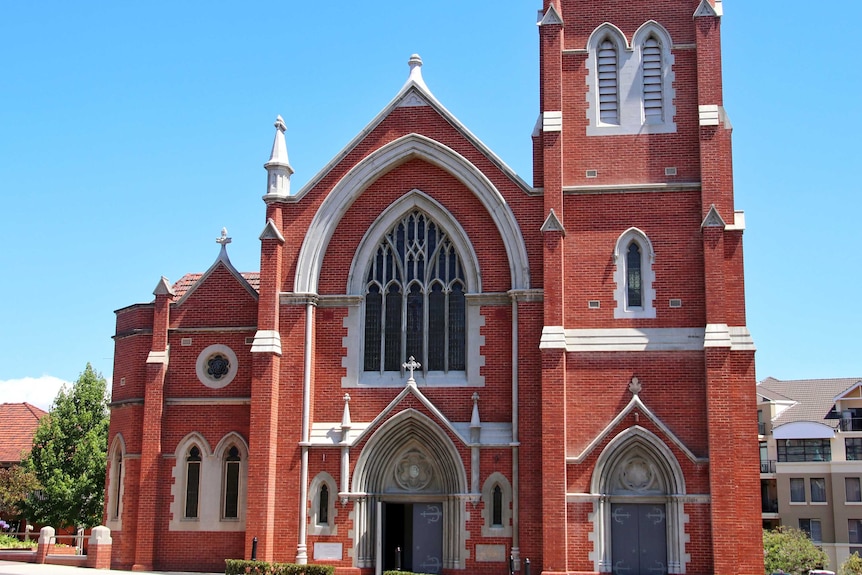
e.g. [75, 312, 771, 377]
[35, 526, 54, 564]
[87, 526, 113, 569]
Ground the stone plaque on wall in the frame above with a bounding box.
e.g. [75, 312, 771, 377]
[475, 544, 507, 562]
[314, 542, 342, 561]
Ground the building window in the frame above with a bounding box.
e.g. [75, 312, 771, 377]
[777, 439, 831, 462]
[811, 478, 826, 503]
[309, 472, 337, 536]
[585, 21, 676, 136]
[848, 478, 862, 503]
[851, 520, 862, 545]
[799, 519, 822, 543]
[107, 436, 125, 526]
[223, 446, 241, 519]
[185, 446, 202, 519]
[363, 210, 466, 375]
[597, 38, 620, 125]
[319, 484, 329, 525]
[847, 438, 862, 460]
[642, 36, 663, 123]
[790, 478, 806, 503]
[481, 472, 513, 537]
[613, 228, 656, 319]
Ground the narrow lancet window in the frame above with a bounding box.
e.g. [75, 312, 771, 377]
[627, 242, 643, 308]
[223, 446, 241, 519]
[185, 446, 202, 519]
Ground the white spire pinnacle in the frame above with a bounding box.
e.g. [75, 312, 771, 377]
[405, 54, 428, 90]
[264, 115, 294, 200]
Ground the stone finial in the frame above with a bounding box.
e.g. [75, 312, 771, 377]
[629, 376, 642, 396]
[264, 114, 294, 199]
[216, 227, 232, 246]
[403, 356, 421, 385]
[470, 392, 481, 428]
[406, 54, 428, 89]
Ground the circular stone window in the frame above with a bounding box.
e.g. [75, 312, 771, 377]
[196, 344, 238, 389]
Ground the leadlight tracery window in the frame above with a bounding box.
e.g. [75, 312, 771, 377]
[626, 242, 643, 308]
[363, 210, 466, 374]
[223, 446, 241, 519]
[185, 446, 202, 519]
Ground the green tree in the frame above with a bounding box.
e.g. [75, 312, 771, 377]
[22, 363, 109, 528]
[0, 465, 40, 519]
[840, 552, 862, 575]
[764, 526, 829, 575]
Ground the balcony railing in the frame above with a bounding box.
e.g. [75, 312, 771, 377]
[760, 460, 777, 474]
[762, 498, 779, 513]
[841, 418, 862, 431]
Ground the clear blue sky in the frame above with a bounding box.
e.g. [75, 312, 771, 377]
[1, 2, 859, 410]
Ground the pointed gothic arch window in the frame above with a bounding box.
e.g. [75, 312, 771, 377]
[185, 446, 202, 519]
[309, 472, 337, 535]
[614, 228, 656, 319]
[598, 38, 621, 125]
[642, 36, 664, 123]
[222, 445, 241, 519]
[363, 210, 466, 375]
[107, 436, 125, 527]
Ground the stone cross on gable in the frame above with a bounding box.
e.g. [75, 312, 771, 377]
[216, 227, 232, 245]
[403, 356, 421, 384]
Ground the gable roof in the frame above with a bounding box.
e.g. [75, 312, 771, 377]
[0, 403, 48, 464]
[758, 376, 862, 429]
[171, 272, 260, 300]
[290, 54, 533, 201]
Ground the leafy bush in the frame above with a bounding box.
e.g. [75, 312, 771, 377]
[841, 552, 862, 575]
[0, 534, 36, 549]
[224, 559, 334, 575]
[763, 527, 829, 575]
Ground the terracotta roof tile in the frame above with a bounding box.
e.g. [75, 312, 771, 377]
[0, 403, 47, 463]
[171, 272, 260, 299]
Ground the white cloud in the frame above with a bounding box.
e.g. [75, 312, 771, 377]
[0, 375, 69, 412]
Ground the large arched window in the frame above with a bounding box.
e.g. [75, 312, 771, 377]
[363, 210, 466, 375]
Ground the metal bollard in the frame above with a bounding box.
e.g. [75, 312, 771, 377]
[251, 537, 258, 561]
[525, 558, 531, 575]
[509, 553, 514, 575]
[395, 546, 401, 570]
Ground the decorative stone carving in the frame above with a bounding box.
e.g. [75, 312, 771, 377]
[394, 449, 433, 491]
[617, 456, 659, 493]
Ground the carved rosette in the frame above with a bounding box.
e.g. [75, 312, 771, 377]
[394, 450, 433, 491]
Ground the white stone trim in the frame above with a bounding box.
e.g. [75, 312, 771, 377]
[195, 344, 238, 389]
[539, 326, 756, 352]
[542, 111, 563, 132]
[250, 329, 282, 355]
[294, 133, 531, 294]
[106, 434, 126, 531]
[168, 432, 248, 532]
[585, 22, 677, 136]
[481, 472, 513, 538]
[588, 426, 690, 574]
[704, 323, 731, 348]
[309, 472, 338, 536]
[613, 227, 657, 319]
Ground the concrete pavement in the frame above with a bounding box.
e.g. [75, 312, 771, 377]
[0, 561, 221, 575]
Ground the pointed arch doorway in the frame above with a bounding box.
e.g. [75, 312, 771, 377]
[591, 427, 688, 575]
[353, 410, 467, 575]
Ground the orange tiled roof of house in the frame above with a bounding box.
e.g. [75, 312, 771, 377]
[0, 403, 47, 464]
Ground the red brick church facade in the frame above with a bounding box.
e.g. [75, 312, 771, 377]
[106, 1, 762, 573]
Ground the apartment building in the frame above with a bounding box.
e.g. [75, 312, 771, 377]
[759, 377, 862, 568]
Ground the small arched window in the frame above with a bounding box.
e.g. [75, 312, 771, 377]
[318, 484, 329, 525]
[112, 450, 123, 519]
[223, 446, 241, 519]
[598, 39, 620, 125]
[185, 446, 202, 519]
[492, 484, 503, 527]
[363, 210, 466, 375]
[626, 242, 643, 308]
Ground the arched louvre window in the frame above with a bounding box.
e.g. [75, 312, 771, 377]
[364, 210, 466, 374]
[626, 242, 643, 308]
[223, 446, 241, 519]
[642, 36, 663, 122]
[598, 39, 620, 125]
[185, 446, 202, 519]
